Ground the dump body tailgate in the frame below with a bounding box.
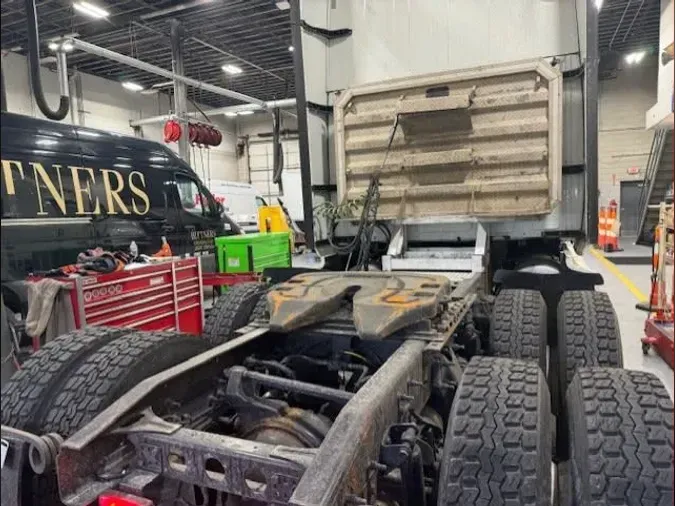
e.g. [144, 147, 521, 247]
[334, 59, 563, 220]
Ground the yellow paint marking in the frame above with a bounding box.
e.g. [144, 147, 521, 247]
[589, 247, 648, 301]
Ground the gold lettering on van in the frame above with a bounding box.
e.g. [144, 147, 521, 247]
[70, 166, 101, 215]
[30, 162, 67, 216]
[100, 169, 130, 215]
[1, 160, 25, 195]
[129, 171, 150, 215]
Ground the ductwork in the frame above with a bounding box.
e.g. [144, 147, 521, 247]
[24, 0, 70, 120]
[129, 98, 297, 127]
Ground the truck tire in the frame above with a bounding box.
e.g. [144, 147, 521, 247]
[249, 291, 270, 322]
[0, 327, 128, 433]
[555, 290, 622, 390]
[203, 282, 267, 346]
[565, 368, 673, 506]
[489, 289, 547, 372]
[437, 356, 553, 506]
[34, 331, 211, 506]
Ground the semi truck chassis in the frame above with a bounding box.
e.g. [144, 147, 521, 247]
[1, 270, 673, 506]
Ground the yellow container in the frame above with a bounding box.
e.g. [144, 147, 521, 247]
[258, 206, 289, 234]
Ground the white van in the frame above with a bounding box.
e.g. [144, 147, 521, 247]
[207, 180, 266, 233]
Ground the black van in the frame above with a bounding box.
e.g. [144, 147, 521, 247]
[1, 112, 230, 312]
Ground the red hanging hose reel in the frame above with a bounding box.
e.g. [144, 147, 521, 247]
[163, 119, 222, 147]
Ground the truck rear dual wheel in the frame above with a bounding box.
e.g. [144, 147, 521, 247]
[489, 289, 547, 372]
[564, 368, 673, 506]
[555, 290, 623, 390]
[203, 282, 268, 346]
[1, 327, 129, 433]
[1, 328, 210, 506]
[438, 356, 553, 506]
[551, 290, 623, 456]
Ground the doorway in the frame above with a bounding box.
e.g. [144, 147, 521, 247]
[619, 180, 643, 236]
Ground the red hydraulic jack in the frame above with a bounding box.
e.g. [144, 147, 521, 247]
[639, 203, 674, 369]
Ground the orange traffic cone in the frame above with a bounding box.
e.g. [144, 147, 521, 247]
[604, 201, 621, 252]
[598, 207, 607, 249]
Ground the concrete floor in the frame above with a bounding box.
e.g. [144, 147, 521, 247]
[584, 248, 674, 398]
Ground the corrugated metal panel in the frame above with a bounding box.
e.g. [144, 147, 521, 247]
[562, 75, 585, 167]
[334, 59, 563, 220]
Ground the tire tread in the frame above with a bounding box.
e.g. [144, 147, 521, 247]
[490, 289, 547, 371]
[438, 356, 552, 505]
[567, 368, 674, 506]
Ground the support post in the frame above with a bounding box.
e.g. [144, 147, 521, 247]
[69, 70, 85, 126]
[171, 20, 190, 165]
[584, 0, 599, 244]
[290, 0, 315, 249]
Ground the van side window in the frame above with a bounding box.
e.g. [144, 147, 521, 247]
[175, 174, 207, 216]
[255, 196, 267, 208]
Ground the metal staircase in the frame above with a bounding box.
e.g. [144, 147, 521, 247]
[637, 130, 673, 245]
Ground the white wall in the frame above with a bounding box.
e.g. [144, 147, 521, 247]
[324, 0, 582, 90]
[646, 0, 674, 129]
[599, 56, 659, 203]
[1, 51, 239, 181]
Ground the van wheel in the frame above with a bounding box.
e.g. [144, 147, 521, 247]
[1, 327, 128, 433]
[437, 356, 553, 505]
[34, 331, 211, 506]
[203, 282, 267, 345]
[564, 368, 673, 505]
[489, 289, 547, 372]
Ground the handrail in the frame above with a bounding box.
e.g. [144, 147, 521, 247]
[636, 129, 668, 242]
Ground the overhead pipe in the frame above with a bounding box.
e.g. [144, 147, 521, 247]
[129, 98, 297, 127]
[66, 38, 266, 107]
[24, 0, 70, 120]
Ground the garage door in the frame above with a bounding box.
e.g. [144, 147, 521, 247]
[248, 138, 303, 221]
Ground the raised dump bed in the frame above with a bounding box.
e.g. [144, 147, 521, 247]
[334, 59, 563, 220]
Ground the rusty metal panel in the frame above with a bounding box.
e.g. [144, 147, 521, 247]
[267, 272, 452, 340]
[334, 59, 563, 220]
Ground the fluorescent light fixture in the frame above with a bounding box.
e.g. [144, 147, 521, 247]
[222, 64, 243, 75]
[625, 51, 646, 65]
[122, 81, 144, 92]
[73, 1, 109, 19]
[276, 1, 291, 9]
[288, 45, 294, 52]
[151, 81, 175, 89]
[224, 112, 238, 117]
[238, 110, 254, 116]
[594, 0, 603, 10]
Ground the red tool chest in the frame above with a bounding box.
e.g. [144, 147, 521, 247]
[31, 258, 204, 339]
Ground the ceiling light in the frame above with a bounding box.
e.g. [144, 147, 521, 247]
[73, 1, 109, 19]
[61, 41, 74, 52]
[224, 112, 238, 117]
[48, 42, 59, 51]
[594, 0, 603, 10]
[122, 81, 144, 92]
[288, 45, 294, 52]
[625, 51, 646, 65]
[151, 81, 175, 89]
[276, 1, 291, 10]
[238, 110, 254, 116]
[222, 64, 243, 75]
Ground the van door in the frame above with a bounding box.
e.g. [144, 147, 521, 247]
[87, 167, 183, 257]
[1, 116, 96, 279]
[174, 172, 224, 256]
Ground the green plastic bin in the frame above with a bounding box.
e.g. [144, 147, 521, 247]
[215, 232, 291, 273]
